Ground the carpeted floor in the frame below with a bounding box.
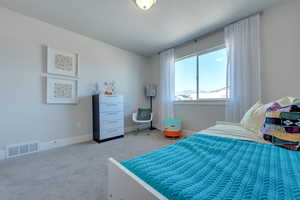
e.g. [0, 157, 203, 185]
[0, 130, 185, 200]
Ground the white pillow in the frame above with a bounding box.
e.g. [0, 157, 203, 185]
[240, 101, 264, 132]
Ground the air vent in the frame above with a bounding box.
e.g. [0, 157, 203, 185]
[6, 142, 39, 159]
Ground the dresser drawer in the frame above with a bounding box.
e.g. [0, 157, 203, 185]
[99, 95, 123, 104]
[100, 127, 124, 140]
[100, 103, 123, 113]
[100, 112, 123, 121]
[101, 119, 124, 131]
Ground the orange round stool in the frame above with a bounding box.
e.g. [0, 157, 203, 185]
[163, 119, 182, 138]
[163, 130, 182, 138]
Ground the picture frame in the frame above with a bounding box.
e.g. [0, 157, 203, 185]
[46, 77, 78, 104]
[47, 47, 79, 77]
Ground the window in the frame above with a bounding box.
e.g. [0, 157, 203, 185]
[175, 46, 228, 101]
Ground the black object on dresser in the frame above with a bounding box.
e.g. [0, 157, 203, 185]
[92, 94, 125, 143]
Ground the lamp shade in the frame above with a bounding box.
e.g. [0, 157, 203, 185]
[135, 0, 157, 10]
[145, 84, 157, 97]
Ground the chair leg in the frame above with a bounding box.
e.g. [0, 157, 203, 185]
[134, 123, 148, 134]
[135, 124, 139, 134]
[136, 124, 143, 133]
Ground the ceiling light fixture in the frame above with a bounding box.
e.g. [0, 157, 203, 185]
[135, 0, 157, 10]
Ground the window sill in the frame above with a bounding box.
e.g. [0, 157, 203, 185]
[173, 99, 226, 106]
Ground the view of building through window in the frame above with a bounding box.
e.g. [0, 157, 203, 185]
[175, 47, 227, 101]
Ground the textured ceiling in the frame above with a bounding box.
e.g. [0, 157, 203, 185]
[0, 0, 286, 56]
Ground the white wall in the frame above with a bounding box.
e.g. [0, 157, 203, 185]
[149, 0, 300, 132]
[261, 0, 300, 102]
[147, 55, 161, 128]
[175, 30, 224, 59]
[0, 6, 149, 151]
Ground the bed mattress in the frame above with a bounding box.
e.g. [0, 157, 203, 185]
[122, 134, 300, 200]
[200, 121, 268, 144]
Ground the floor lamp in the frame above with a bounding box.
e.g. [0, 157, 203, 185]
[146, 84, 157, 130]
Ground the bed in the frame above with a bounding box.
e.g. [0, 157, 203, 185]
[107, 122, 300, 200]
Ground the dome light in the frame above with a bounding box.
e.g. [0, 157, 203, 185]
[135, 0, 157, 10]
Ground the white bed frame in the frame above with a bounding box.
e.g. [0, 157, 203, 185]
[107, 128, 258, 200]
[107, 158, 168, 200]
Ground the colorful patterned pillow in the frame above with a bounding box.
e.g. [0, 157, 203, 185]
[262, 102, 300, 151]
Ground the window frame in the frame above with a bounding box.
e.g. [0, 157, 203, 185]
[174, 44, 228, 105]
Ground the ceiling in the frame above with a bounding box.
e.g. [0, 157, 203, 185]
[0, 0, 285, 56]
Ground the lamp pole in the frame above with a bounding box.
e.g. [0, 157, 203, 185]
[149, 96, 155, 130]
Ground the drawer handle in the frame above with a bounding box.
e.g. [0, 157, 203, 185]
[107, 104, 118, 106]
[106, 112, 116, 115]
[103, 120, 120, 124]
[109, 129, 120, 132]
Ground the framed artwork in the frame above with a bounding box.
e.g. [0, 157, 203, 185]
[47, 77, 78, 104]
[47, 47, 79, 77]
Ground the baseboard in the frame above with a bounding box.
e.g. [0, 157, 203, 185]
[153, 123, 198, 135]
[0, 125, 163, 161]
[0, 134, 92, 160]
[183, 129, 199, 136]
[153, 124, 162, 130]
[39, 134, 92, 152]
[151, 124, 198, 138]
[125, 124, 150, 133]
[125, 126, 137, 133]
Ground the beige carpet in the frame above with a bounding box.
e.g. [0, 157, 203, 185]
[0, 130, 186, 200]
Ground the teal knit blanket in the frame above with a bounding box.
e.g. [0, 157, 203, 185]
[122, 134, 300, 200]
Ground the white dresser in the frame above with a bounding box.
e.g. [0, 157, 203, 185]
[92, 95, 124, 143]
